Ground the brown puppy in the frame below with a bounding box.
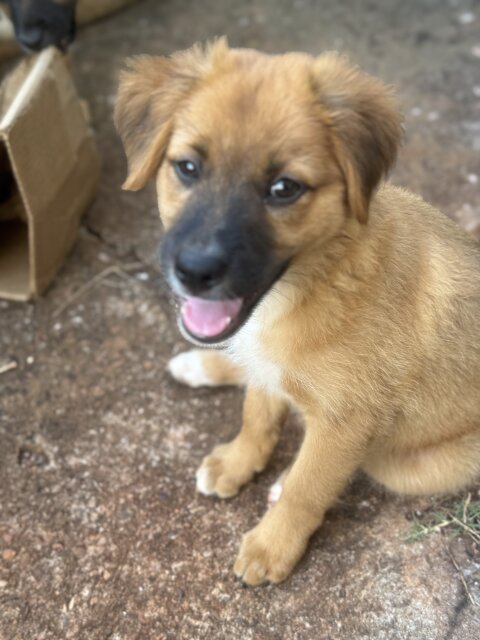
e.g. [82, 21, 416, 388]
[115, 39, 480, 586]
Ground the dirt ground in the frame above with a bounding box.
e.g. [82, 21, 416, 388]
[1, 1, 480, 638]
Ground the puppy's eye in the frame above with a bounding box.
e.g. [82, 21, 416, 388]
[174, 159, 200, 183]
[267, 177, 305, 205]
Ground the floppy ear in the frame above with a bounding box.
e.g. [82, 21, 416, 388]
[314, 53, 403, 223]
[114, 38, 229, 191]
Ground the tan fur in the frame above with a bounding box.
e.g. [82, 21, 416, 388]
[199, 349, 245, 386]
[115, 40, 480, 585]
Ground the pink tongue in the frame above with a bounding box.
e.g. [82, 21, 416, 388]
[181, 296, 243, 338]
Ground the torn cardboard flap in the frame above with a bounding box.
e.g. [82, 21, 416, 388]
[0, 47, 100, 301]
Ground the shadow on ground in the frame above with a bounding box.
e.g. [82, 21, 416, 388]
[1, 1, 479, 638]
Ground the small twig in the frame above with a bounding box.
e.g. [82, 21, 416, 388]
[443, 512, 480, 543]
[0, 360, 17, 375]
[463, 493, 471, 524]
[447, 546, 478, 607]
[403, 519, 451, 542]
[52, 262, 143, 318]
[423, 520, 451, 534]
[98, 279, 125, 289]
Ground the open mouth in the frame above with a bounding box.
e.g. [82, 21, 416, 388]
[179, 295, 252, 345]
[175, 261, 290, 346]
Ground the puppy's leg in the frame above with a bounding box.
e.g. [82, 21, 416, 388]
[364, 429, 480, 495]
[234, 416, 369, 585]
[168, 349, 245, 388]
[196, 387, 288, 498]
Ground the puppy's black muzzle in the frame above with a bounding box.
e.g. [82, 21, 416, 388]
[160, 186, 291, 343]
[161, 186, 284, 301]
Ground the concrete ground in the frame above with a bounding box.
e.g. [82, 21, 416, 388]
[1, 0, 480, 638]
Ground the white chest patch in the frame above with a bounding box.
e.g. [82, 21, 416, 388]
[227, 315, 284, 396]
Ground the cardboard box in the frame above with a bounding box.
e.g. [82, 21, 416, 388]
[0, 47, 100, 300]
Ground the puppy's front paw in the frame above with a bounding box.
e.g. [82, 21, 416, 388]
[196, 439, 263, 498]
[167, 350, 214, 388]
[234, 512, 308, 586]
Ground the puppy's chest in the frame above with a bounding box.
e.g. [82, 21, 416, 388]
[227, 322, 286, 397]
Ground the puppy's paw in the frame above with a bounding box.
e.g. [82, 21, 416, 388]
[167, 350, 214, 388]
[234, 514, 307, 586]
[196, 439, 263, 498]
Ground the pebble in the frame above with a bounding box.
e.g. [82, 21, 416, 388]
[97, 252, 110, 263]
[2, 549, 16, 561]
[458, 12, 475, 25]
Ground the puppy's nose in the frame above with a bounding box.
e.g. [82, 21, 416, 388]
[174, 246, 228, 294]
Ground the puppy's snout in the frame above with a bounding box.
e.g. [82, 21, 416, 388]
[174, 245, 228, 295]
[8, 0, 77, 54]
[16, 24, 75, 53]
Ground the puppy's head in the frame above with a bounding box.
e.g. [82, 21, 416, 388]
[115, 39, 402, 344]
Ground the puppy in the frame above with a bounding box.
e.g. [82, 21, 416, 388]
[2, 1, 139, 55]
[5, 0, 76, 52]
[115, 39, 480, 586]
